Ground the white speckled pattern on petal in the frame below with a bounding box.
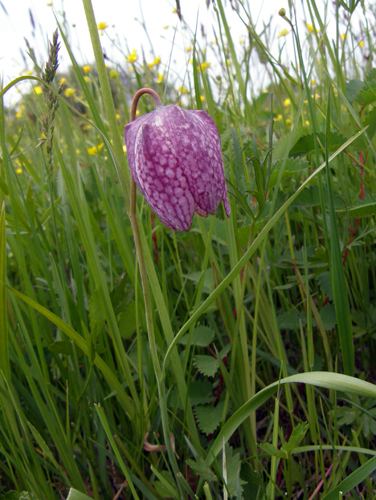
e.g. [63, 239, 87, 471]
[124, 104, 231, 231]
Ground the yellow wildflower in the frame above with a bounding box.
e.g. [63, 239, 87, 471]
[153, 56, 161, 65]
[277, 29, 290, 38]
[109, 69, 119, 78]
[283, 98, 291, 107]
[186, 46, 192, 52]
[116, 113, 120, 120]
[97, 22, 108, 35]
[286, 118, 292, 126]
[123, 145, 127, 154]
[136, 110, 140, 116]
[126, 50, 137, 63]
[306, 23, 318, 34]
[16, 168, 23, 174]
[87, 146, 98, 156]
[200, 95, 205, 102]
[59, 77, 66, 85]
[46, 2, 52, 5]
[15, 111, 23, 118]
[340, 33, 347, 41]
[163, 25, 169, 29]
[157, 74, 163, 83]
[359, 40, 364, 48]
[64, 87, 76, 97]
[84, 76, 90, 83]
[25, 70, 33, 76]
[305, 120, 310, 126]
[178, 86, 188, 95]
[274, 114, 282, 121]
[83, 65, 91, 73]
[172, 8, 177, 12]
[239, 39, 244, 45]
[311, 79, 316, 85]
[199, 62, 210, 72]
[34, 86, 43, 95]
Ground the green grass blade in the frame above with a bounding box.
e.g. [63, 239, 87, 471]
[206, 372, 376, 466]
[0, 202, 9, 382]
[325, 94, 354, 376]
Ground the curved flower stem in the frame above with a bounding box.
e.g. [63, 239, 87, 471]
[128, 89, 182, 487]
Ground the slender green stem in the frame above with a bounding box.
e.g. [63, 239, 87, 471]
[127, 89, 183, 493]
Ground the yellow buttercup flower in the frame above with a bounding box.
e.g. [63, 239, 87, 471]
[64, 87, 76, 97]
[200, 95, 205, 102]
[157, 74, 163, 83]
[126, 50, 137, 63]
[34, 86, 43, 95]
[83, 65, 91, 73]
[306, 23, 318, 34]
[186, 46, 192, 52]
[359, 40, 364, 48]
[25, 70, 33, 76]
[277, 29, 290, 38]
[178, 86, 188, 95]
[59, 77, 66, 85]
[340, 33, 347, 41]
[274, 114, 282, 121]
[199, 62, 210, 72]
[283, 98, 291, 107]
[87, 143, 104, 156]
[97, 22, 108, 33]
[123, 145, 127, 154]
[16, 168, 23, 174]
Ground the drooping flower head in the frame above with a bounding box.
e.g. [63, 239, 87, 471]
[124, 88, 230, 231]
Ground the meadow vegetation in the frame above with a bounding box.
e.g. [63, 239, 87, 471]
[0, 0, 376, 498]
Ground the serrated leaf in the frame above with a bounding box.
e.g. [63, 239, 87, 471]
[179, 325, 215, 347]
[346, 78, 364, 103]
[357, 80, 376, 106]
[187, 269, 214, 294]
[292, 186, 345, 209]
[320, 304, 337, 330]
[194, 401, 226, 434]
[258, 443, 280, 456]
[221, 443, 246, 497]
[340, 196, 376, 218]
[277, 310, 307, 330]
[272, 126, 309, 160]
[268, 157, 310, 190]
[188, 380, 215, 406]
[289, 131, 347, 157]
[282, 422, 309, 454]
[317, 271, 334, 301]
[193, 355, 219, 377]
[186, 457, 218, 482]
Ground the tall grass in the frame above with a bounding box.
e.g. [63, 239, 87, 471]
[0, 0, 376, 498]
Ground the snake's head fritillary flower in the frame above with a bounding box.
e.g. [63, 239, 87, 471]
[124, 90, 230, 231]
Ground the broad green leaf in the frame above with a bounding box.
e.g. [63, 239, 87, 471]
[194, 401, 226, 434]
[188, 380, 215, 406]
[290, 131, 347, 157]
[186, 457, 218, 482]
[179, 325, 215, 347]
[193, 355, 219, 377]
[345, 78, 364, 103]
